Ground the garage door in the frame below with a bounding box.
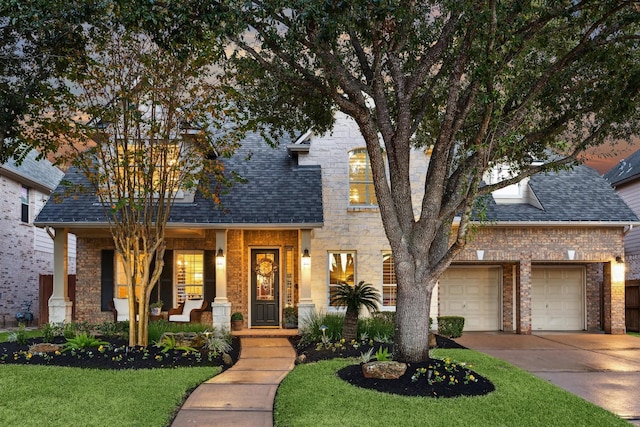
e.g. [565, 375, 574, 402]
[531, 267, 584, 331]
[439, 267, 501, 331]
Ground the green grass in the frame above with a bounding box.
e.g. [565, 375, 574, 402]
[0, 365, 219, 426]
[627, 331, 640, 338]
[273, 349, 628, 427]
[0, 329, 42, 342]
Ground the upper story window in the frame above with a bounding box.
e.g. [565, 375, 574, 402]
[114, 141, 181, 195]
[382, 253, 397, 308]
[349, 148, 377, 206]
[328, 252, 355, 307]
[20, 186, 29, 223]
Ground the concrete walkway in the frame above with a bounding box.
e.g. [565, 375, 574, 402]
[171, 337, 296, 427]
[457, 332, 640, 425]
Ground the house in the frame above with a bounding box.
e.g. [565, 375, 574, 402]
[604, 149, 640, 280]
[0, 149, 76, 325]
[35, 113, 637, 334]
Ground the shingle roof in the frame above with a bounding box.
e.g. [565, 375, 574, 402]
[35, 132, 323, 227]
[1, 149, 64, 191]
[603, 148, 640, 186]
[480, 164, 639, 223]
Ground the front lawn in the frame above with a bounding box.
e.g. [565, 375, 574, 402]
[274, 348, 628, 427]
[0, 364, 217, 426]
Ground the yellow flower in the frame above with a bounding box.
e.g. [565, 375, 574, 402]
[26, 353, 32, 359]
[55, 350, 61, 356]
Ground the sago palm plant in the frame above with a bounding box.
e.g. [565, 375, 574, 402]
[330, 281, 380, 341]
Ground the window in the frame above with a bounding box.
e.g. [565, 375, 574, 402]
[382, 253, 397, 307]
[114, 141, 181, 196]
[328, 252, 355, 306]
[20, 186, 29, 223]
[349, 148, 377, 206]
[175, 251, 204, 304]
[115, 253, 144, 299]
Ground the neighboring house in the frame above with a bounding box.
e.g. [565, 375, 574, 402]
[0, 149, 76, 325]
[35, 114, 637, 334]
[604, 149, 640, 281]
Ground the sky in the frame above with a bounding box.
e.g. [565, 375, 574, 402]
[581, 137, 639, 175]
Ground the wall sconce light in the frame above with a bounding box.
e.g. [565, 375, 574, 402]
[476, 250, 484, 261]
[616, 255, 624, 264]
[567, 250, 576, 261]
[216, 248, 225, 267]
[613, 256, 625, 282]
[302, 248, 311, 268]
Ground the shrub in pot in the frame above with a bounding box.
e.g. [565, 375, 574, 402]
[231, 312, 244, 331]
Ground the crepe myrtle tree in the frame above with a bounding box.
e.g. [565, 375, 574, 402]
[210, 1, 640, 362]
[30, 26, 241, 346]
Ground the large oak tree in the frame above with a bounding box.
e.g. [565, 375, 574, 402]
[215, 1, 639, 361]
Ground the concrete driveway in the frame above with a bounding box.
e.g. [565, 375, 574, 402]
[456, 332, 640, 425]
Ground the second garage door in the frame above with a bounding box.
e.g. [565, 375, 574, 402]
[531, 266, 585, 331]
[439, 267, 501, 331]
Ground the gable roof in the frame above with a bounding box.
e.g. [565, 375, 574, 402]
[1, 149, 64, 192]
[480, 164, 639, 224]
[35, 132, 323, 229]
[603, 148, 640, 187]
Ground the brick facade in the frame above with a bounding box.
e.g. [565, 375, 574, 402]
[0, 174, 76, 325]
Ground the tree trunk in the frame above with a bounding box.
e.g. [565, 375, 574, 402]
[342, 309, 359, 341]
[394, 278, 435, 362]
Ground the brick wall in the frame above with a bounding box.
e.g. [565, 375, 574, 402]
[0, 175, 56, 323]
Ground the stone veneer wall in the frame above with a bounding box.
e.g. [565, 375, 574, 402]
[297, 113, 625, 332]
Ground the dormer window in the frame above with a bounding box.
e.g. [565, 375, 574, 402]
[349, 148, 377, 206]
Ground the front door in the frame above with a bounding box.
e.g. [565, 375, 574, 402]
[251, 249, 279, 327]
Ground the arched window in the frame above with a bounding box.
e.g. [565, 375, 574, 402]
[349, 148, 377, 206]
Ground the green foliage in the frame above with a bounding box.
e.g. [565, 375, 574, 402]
[231, 312, 243, 321]
[147, 320, 208, 344]
[40, 323, 60, 343]
[438, 316, 465, 338]
[282, 307, 298, 326]
[155, 335, 197, 354]
[205, 333, 233, 356]
[8, 324, 29, 346]
[358, 347, 375, 364]
[95, 321, 129, 339]
[330, 281, 380, 314]
[375, 346, 392, 362]
[62, 333, 109, 352]
[358, 313, 394, 342]
[299, 312, 344, 346]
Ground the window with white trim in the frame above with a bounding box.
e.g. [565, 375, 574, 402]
[382, 253, 397, 307]
[20, 186, 29, 223]
[349, 148, 377, 206]
[175, 251, 204, 304]
[328, 252, 355, 307]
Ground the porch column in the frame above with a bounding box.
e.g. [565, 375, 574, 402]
[297, 229, 315, 328]
[516, 258, 532, 335]
[212, 229, 231, 332]
[49, 228, 72, 323]
[604, 260, 626, 334]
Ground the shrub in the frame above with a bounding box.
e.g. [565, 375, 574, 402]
[358, 313, 394, 342]
[62, 332, 109, 351]
[330, 281, 380, 341]
[8, 324, 29, 345]
[231, 312, 243, 321]
[206, 333, 233, 356]
[298, 311, 344, 346]
[437, 316, 465, 338]
[147, 320, 209, 344]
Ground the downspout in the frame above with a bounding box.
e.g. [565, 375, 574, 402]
[624, 224, 634, 235]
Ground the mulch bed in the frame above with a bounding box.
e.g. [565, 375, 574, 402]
[0, 336, 240, 370]
[291, 335, 495, 398]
